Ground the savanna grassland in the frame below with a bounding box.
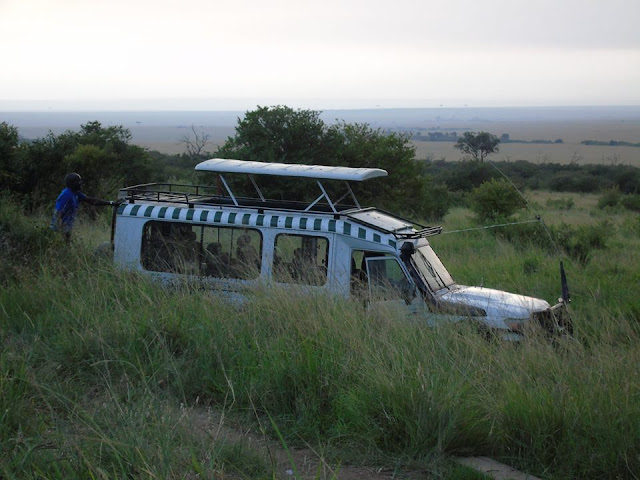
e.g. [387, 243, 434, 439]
[1, 106, 639, 478]
[123, 117, 640, 166]
[413, 140, 640, 167]
[410, 115, 640, 166]
[1, 187, 639, 479]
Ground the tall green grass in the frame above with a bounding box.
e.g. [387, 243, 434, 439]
[1, 197, 639, 478]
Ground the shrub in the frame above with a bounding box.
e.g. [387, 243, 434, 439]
[420, 182, 451, 221]
[469, 179, 527, 222]
[597, 188, 621, 209]
[621, 194, 640, 213]
[0, 196, 62, 284]
[551, 221, 610, 264]
[545, 197, 574, 210]
[439, 159, 496, 192]
[495, 221, 555, 251]
[495, 219, 610, 264]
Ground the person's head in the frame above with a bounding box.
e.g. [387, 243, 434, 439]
[64, 173, 83, 192]
[207, 242, 222, 255]
[237, 234, 250, 246]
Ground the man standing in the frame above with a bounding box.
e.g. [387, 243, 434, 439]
[50, 173, 117, 241]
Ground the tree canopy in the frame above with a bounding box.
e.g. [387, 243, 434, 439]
[0, 121, 150, 208]
[215, 106, 446, 218]
[454, 131, 500, 162]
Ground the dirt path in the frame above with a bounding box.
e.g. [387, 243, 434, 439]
[188, 407, 429, 479]
[187, 407, 539, 480]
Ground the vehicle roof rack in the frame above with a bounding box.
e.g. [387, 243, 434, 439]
[396, 226, 443, 238]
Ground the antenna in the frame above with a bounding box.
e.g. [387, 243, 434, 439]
[487, 160, 572, 308]
[560, 261, 570, 303]
[487, 160, 563, 257]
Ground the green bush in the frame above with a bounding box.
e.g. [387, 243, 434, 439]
[597, 188, 622, 209]
[469, 179, 527, 222]
[545, 197, 574, 210]
[436, 159, 496, 192]
[621, 194, 640, 212]
[421, 182, 451, 221]
[0, 121, 150, 209]
[0, 196, 62, 284]
[552, 221, 610, 264]
[423, 159, 640, 195]
[495, 221, 554, 251]
[494, 219, 610, 264]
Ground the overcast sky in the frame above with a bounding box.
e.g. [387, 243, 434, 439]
[1, 0, 639, 110]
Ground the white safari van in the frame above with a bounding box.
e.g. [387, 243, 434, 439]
[112, 158, 570, 340]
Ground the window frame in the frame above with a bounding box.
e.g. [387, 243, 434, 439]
[273, 232, 330, 286]
[140, 220, 263, 281]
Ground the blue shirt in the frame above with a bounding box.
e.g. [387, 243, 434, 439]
[51, 188, 87, 231]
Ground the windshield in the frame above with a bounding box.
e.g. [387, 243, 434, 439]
[412, 245, 455, 292]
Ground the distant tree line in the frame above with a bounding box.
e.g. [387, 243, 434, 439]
[422, 157, 640, 194]
[499, 133, 564, 144]
[412, 131, 459, 142]
[414, 133, 640, 146]
[581, 140, 640, 147]
[408, 131, 565, 144]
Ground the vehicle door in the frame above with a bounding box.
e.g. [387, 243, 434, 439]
[364, 256, 426, 317]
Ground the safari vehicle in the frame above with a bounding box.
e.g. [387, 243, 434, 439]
[112, 158, 571, 340]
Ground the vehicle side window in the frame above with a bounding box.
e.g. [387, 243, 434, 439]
[350, 250, 390, 296]
[141, 221, 262, 280]
[365, 257, 412, 302]
[273, 234, 328, 286]
[142, 222, 202, 275]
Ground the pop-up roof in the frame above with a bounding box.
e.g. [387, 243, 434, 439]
[195, 158, 388, 182]
[194, 158, 389, 213]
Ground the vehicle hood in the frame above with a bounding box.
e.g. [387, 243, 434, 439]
[435, 285, 550, 323]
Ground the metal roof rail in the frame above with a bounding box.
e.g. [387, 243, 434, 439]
[395, 226, 443, 239]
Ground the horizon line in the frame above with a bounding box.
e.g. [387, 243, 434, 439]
[2, 104, 640, 113]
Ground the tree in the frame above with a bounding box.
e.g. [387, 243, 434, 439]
[328, 121, 428, 214]
[179, 125, 213, 159]
[215, 106, 444, 218]
[455, 131, 500, 162]
[215, 106, 334, 201]
[0, 121, 150, 208]
[0, 122, 22, 190]
[217, 106, 331, 164]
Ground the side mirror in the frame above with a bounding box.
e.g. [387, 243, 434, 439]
[400, 241, 415, 262]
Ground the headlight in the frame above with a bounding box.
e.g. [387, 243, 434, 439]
[435, 302, 486, 317]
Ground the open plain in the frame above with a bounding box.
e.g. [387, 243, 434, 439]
[3, 106, 640, 165]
